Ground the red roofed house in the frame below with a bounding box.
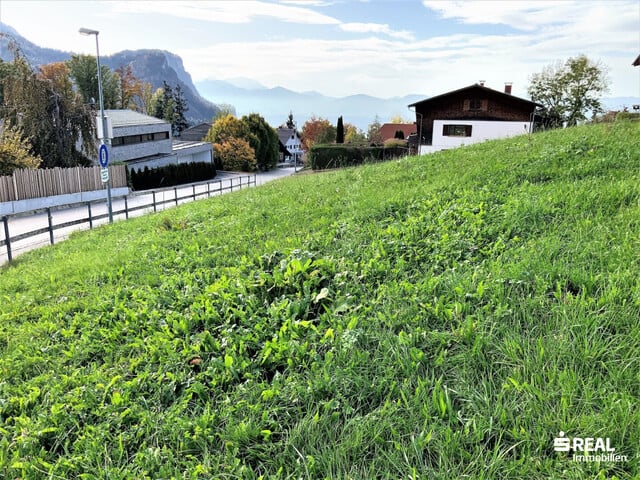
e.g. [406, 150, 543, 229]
[379, 123, 416, 142]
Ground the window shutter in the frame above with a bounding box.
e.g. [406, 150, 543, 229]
[443, 125, 448, 136]
[463, 99, 470, 111]
[465, 125, 472, 136]
[481, 100, 488, 111]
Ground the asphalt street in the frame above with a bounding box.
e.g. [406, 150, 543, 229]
[0, 167, 297, 265]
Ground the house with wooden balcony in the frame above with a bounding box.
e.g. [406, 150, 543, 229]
[409, 83, 542, 154]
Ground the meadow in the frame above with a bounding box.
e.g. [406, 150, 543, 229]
[1, 121, 639, 479]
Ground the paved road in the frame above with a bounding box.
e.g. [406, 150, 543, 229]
[0, 167, 297, 265]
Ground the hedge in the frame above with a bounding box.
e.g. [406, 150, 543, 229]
[128, 161, 216, 190]
[308, 144, 409, 170]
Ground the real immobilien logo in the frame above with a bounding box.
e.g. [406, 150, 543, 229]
[554, 431, 628, 463]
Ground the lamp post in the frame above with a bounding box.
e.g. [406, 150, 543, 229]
[79, 27, 113, 223]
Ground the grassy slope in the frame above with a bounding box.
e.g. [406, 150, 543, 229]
[1, 121, 639, 479]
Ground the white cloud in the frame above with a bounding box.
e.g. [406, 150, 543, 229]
[340, 23, 414, 40]
[422, 1, 580, 30]
[279, 0, 334, 6]
[113, 0, 340, 25]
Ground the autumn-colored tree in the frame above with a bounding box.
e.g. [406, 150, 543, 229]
[1, 55, 93, 168]
[0, 123, 42, 175]
[115, 64, 143, 110]
[301, 116, 336, 150]
[389, 114, 411, 124]
[138, 81, 154, 114]
[205, 114, 249, 144]
[344, 123, 366, 144]
[214, 137, 257, 172]
[213, 104, 236, 122]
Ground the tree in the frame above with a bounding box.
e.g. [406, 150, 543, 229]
[528, 54, 610, 127]
[115, 64, 143, 110]
[367, 115, 383, 145]
[215, 137, 257, 172]
[1, 55, 93, 168]
[344, 123, 366, 144]
[336, 116, 344, 144]
[205, 114, 249, 144]
[150, 81, 190, 136]
[241, 113, 279, 170]
[390, 114, 411, 124]
[0, 123, 42, 175]
[301, 116, 336, 150]
[172, 84, 190, 136]
[67, 54, 119, 108]
[213, 104, 236, 122]
[285, 111, 295, 129]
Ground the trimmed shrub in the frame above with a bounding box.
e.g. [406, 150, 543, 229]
[128, 161, 216, 190]
[308, 144, 408, 170]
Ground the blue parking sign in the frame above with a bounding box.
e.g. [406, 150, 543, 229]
[99, 144, 109, 168]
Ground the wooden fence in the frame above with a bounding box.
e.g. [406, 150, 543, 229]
[0, 165, 128, 203]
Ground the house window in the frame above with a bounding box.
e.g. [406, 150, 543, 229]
[469, 99, 482, 111]
[443, 124, 472, 137]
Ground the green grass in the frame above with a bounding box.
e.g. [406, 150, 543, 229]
[1, 121, 639, 479]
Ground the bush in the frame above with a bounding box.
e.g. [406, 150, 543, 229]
[214, 138, 258, 172]
[128, 161, 216, 190]
[308, 144, 408, 170]
[616, 111, 640, 122]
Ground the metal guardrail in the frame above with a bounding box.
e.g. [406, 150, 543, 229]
[0, 175, 256, 263]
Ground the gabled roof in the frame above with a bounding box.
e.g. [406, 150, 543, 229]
[277, 127, 299, 144]
[633, 54, 640, 66]
[408, 84, 542, 109]
[104, 109, 169, 128]
[180, 122, 212, 141]
[379, 123, 416, 141]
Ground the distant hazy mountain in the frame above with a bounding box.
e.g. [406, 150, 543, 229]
[0, 22, 70, 65]
[0, 22, 219, 124]
[196, 79, 427, 131]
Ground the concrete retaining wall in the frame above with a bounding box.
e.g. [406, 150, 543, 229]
[0, 187, 130, 216]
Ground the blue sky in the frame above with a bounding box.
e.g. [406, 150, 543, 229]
[1, 0, 638, 102]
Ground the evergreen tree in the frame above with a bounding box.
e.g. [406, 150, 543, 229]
[241, 113, 279, 171]
[286, 111, 295, 129]
[336, 116, 344, 144]
[173, 84, 189, 136]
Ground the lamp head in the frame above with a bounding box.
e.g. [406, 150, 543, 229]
[79, 27, 99, 36]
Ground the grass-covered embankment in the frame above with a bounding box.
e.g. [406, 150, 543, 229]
[1, 121, 639, 478]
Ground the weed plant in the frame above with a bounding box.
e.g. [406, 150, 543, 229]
[1, 121, 639, 478]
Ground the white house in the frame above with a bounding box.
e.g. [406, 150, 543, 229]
[409, 83, 542, 154]
[277, 127, 304, 164]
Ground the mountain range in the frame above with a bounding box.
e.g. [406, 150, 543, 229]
[1, 22, 638, 131]
[0, 22, 219, 124]
[194, 79, 426, 131]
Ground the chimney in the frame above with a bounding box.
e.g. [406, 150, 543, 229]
[504, 82, 513, 95]
[479, 80, 485, 86]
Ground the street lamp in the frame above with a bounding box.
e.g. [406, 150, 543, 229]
[79, 27, 113, 223]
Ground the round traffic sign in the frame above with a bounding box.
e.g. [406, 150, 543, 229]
[99, 144, 109, 168]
